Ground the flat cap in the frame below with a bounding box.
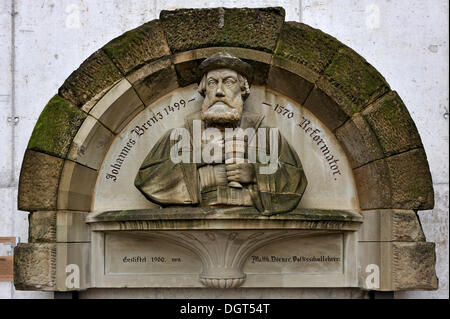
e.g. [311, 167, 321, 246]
[199, 52, 253, 85]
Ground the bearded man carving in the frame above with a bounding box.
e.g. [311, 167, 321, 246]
[135, 52, 307, 215]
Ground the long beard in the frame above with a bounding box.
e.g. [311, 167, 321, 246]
[201, 97, 243, 126]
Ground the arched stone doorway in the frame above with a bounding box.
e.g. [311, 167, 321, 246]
[14, 7, 437, 296]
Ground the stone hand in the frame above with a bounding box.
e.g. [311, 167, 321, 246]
[225, 162, 256, 184]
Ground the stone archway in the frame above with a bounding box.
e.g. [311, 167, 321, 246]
[14, 7, 437, 293]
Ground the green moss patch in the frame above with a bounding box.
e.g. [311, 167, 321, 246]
[27, 95, 87, 158]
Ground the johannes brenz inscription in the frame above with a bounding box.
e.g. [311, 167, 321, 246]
[134, 52, 308, 215]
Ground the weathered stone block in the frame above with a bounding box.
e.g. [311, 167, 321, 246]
[27, 95, 87, 158]
[359, 241, 438, 291]
[174, 59, 202, 87]
[359, 210, 426, 242]
[127, 59, 179, 106]
[14, 242, 90, 291]
[160, 7, 285, 53]
[391, 210, 426, 242]
[59, 49, 122, 108]
[103, 20, 171, 74]
[29, 211, 57, 243]
[321, 48, 390, 116]
[362, 91, 423, 156]
[275, 22, 343, 75]
[354, 149, 434, 210]
[354, 159, 391, 210]
[303, 81, 349, 132]
[14, 243, 56, 291]
[392, 242, 438, 290]
[336, 114, 384, 168]
[28, 211, 90, 243]
[267, 66, 314, 105]
[387, 148, 434, 210]
[18, 150, 64, 211]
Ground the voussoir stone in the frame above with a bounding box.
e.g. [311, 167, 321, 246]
[267, 66, 314, 105]
[103, 20, 171, 74]
[59, 49, 123, 108]
[386, 148, 434, 210]
[14, 243, 56, 291]
[354, 148, 434, 210]
[27, 95, 87, 158]
[320, 47, 390, 117]
[275, 22, 344, 75]
[354, 159, 392, 210]
[127, 59, 179, 106]
[160, 7, 285, 53]
[393, 242, 438, 290]
[335, 114, 384, 168]
[362, 91, 423, 157]
[18, 150, 64, 211]
[302, 79, 349, 132]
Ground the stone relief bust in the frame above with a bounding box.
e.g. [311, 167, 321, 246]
[135, 52, 308, 215]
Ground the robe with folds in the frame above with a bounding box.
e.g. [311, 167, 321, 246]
[135, 111, 308, 214]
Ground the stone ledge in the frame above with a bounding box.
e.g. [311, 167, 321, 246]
[86, 207, 363, 231]
[160, 7, 285, 53]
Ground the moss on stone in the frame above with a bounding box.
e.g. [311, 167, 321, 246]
[362, 91, 422, 156]
[275, 22, 344, 74]
[103, 20, 170, 74]
[387, 148, 434, 210]
[27, 95, 87, 158]
[160, 7, 285, 53]
[58, 50, 123, 107]
[323, 48, 390, 115]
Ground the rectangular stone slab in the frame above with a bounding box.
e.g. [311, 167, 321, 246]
[91, 229, 358, 288]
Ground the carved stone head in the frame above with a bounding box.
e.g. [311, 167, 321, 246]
[198, 52, 253, 126]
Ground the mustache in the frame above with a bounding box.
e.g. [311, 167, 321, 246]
[207, 98, 232, 108]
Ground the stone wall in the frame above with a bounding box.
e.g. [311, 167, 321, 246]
[0, 0, 448, 299]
